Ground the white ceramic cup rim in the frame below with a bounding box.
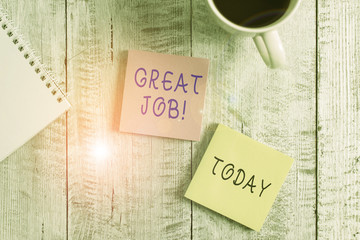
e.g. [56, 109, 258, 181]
[207, 0, 301, 33]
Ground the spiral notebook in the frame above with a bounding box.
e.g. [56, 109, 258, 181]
[0, 7, 70, 162]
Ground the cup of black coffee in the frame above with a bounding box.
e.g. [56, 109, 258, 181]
[207, 0, 301, 68]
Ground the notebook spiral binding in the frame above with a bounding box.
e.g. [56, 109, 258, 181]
[0, 8, 66, 103]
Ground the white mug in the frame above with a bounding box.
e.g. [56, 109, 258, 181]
[207, 0, 301, 68]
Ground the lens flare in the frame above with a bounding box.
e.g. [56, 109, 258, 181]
[92, 140, 110, 160]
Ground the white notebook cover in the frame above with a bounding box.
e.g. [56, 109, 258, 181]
[0, 8, 70, 162]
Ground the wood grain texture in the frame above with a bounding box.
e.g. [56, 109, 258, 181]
[0, 0, 67, 239]
[317, 0, 360, 239]
[66, 0, 192, 239]
[3, 0, 360, 239]
[191, 0, 317, 239]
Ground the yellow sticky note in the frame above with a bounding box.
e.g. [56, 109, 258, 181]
[185, 124, 294, 231]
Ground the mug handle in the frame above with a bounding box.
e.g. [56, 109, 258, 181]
[253, 30, 286, 68]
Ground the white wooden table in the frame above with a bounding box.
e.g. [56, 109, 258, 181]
[1, 0, 359, 239]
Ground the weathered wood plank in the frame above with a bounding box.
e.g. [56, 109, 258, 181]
[66, 0, 192, 239]
[0, 0, 67, 239]
[191, 0, 317, 238]
[317, 1, 360, 239]
[6, 0, 360, 239]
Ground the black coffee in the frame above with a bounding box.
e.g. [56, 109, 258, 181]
[213, 0, 290, 28]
